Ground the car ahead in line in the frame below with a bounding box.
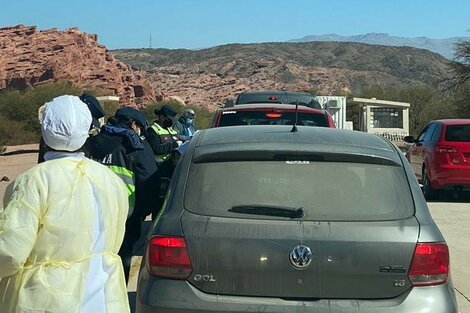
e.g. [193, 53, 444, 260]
[136, 125, 457, 313]
[232, 90, 323, 109]
[405, 119, 470, 200]
[209, 103, 336, 128]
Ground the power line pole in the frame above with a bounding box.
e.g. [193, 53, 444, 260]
[149, 34, 152, 49]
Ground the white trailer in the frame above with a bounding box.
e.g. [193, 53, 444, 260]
[315, 96, 348, 129]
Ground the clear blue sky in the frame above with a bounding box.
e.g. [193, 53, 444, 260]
[1, 0, 468, 49]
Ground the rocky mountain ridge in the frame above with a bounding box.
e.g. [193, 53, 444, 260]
[114, 42, 452, 110]
[0, 25, 161, 106]
[0, 25, 454, 111]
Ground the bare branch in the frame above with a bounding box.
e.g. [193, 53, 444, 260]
[448, 40, 470, 89]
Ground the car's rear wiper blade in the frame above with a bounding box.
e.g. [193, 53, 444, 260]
[229, 205, 304, 219]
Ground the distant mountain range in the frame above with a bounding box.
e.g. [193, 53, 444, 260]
[289, 33, 469, 59]
[114, 41, 451, 109]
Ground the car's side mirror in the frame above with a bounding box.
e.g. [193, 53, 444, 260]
[403, 136, 416, 143]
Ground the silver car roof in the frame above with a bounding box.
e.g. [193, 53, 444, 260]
[194, 125, 400, 163]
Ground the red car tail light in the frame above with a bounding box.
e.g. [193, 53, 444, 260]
[146, 236, 192, 279]
[408, 243, 449, 286]
[435, 145, 462, 164]
[265, 112, 282, 118]
[435, 145, 458, 153]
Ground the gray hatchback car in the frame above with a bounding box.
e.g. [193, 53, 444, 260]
[136, 125, 457, 312]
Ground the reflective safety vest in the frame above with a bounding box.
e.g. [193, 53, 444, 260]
[108, 165, 136, 216]
[150, 123, 178, 163]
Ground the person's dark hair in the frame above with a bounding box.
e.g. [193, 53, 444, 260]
[114, 106, 149, 136]
[106, 115, 118, 126]
[116, 115, 134, 128]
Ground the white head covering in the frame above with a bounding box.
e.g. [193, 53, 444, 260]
[41, 95, 92, 151]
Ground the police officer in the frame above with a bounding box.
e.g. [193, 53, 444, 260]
[86, 106, 159, 283]
[146, 104, 181, 179]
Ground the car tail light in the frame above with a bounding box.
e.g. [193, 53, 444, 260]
[435, 145, 462, 164]
[268, 96, 278, 101]
[266, 112, 282, 118]
[408, 243, 449, 286]
[146, 236, 192, 279]
[435, 145, 458, 153]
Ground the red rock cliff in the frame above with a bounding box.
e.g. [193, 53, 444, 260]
[0, 25, 161, 106]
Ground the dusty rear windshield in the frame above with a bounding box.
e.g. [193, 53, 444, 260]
[184, 161, 414, 221]
[219, 111, 328, 127]
[445, 125, 470, 142]
[236, 93, 321, 108]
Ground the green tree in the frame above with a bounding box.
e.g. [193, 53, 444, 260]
[450, 84, 470, 118]
[449, 39, 470, 88]
[447, 38, 470, 117]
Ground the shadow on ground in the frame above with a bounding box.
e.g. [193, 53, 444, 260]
[0, 149, 39, 156]
[427, 190, 470, 203]
[127, 219, 153, 313]
[128, 292, 136, 313]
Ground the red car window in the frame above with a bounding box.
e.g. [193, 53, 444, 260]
[445, 125, 470, 142]
[219, 111, 329, 127]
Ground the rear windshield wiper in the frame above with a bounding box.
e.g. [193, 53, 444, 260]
[229, 205, 304, 219]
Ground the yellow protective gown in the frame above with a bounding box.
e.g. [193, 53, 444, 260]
[0, 154, 130, 313]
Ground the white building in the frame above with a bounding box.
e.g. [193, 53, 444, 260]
[96, 96, 120, 102]
[352, 97, 410, 141]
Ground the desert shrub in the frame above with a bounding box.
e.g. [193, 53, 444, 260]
[192, 106, 213, 130]
[100, 100, 121, 120]
[0, 82, 83, 145]
[449, 83, 470, 117]
[0, 82, 82, 119]
[0, 115, 38, 146]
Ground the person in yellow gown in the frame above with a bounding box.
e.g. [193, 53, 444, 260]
[0, 95, 130, 313]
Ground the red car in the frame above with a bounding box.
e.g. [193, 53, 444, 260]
[209, 103, 336, 128]
[405, 119, 470, 199]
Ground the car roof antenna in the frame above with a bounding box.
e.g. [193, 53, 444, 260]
[290, 101, 299, 132]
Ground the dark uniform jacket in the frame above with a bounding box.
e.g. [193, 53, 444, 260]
[146, 121, 179, 178]
[86, 124, 159, 218]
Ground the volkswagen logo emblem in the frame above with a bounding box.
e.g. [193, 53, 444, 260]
[289, 245, 312, 269]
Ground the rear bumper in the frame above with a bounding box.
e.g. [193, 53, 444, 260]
[433, 165, 470, 189]
[136, 274, 458, 313]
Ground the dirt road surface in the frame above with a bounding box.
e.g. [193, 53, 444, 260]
[0, 144, 38, 207]
[1, 145, 469, 312]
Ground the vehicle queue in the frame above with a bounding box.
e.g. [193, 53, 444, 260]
[1, 90, 466, 313]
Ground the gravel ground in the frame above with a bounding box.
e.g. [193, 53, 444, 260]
[0, 144, 39, 209]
